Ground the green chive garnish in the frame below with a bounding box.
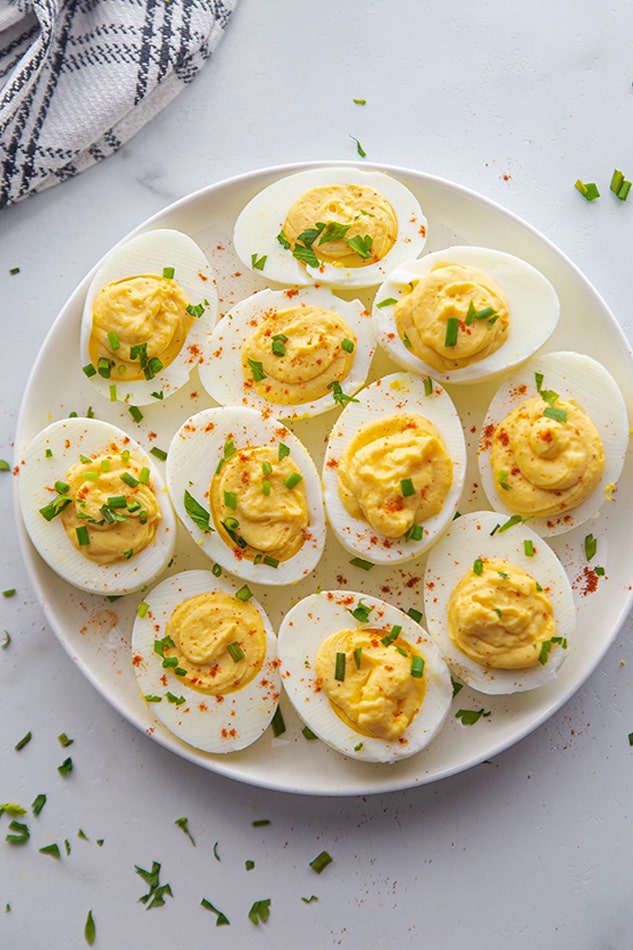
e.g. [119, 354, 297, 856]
[310, 850, 333, 874]
[271, 705, 286, 737]
[444, 316, 459, 347]
[284, 472, 303, 490]
[410, 655, 424, 678]
[227, 642, 245, 662]
[334, 652, 346, 681]
[400, 477, 415, 497]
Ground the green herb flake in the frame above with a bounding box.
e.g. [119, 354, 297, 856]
[302, 725, 318, 740]
[341, 337, 355, 353]
[523, 539, 535, 557]
[248, 898, 271, 925]
[2, 587, 16, 598]
[353, 98, 366, 105]
[0, 803, 26, 816]
[400, 477, 415, 497]
[334, 651, 346, 681]
[14, 731, 32, 751]
[543, 405, 567, 423]
[1, 630, 10, 649]
[84, 909, 96, 945]
[163, 267, 175, 279]
[186, 303, 205, 319]
[497, 513, 529, 534]
[284, 471, 303, 490]
[235, 584, 253, 602]
[455, 708, 491, 726]
[184, 489, 212, 533]
[350, 135, 367, 158]
[278, 442, 290, 461]
[58, 732, 74, 747]
[251, 252, 267, 271]
[128, 405, 143, 424]
[213, 840, 221, 861]
[407, 607, 423, 623]
[444, 316, 459, 347]
[310, 850, 333, 874]
[252, 818, 271, 827]
[345, 233, 373, 259]
[174, 816, 195, 846]
[327, 379, 359, 407]
[584, 533, 598, 561]
[39, 842, 61, 860]
[376, 296, 397, 308]
[410, 655, 425, 678]
[247, 357, 266, 382]
[201, 897, 230, 926]
[245, 859, 255, 870]
[349, 599, 373, 623]
[227, 641, 245, 662]
[135, 860, 174, 909]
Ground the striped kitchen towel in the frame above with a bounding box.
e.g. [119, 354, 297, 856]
[0, 0, 237, 209]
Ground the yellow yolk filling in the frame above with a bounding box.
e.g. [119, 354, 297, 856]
[394, 262, 510, 371]
[60, 450, 161, 563]
[241, 304, 356, 405]
[162, 591, 267, 695]
[337, 413, 453, 538]
[315, 626, 425, 740]
[89, 274, 193, 380]
[210, 444, 310, 563]
[448, 557, 557, 669]
[491, 395, 605, 517]
[282, 183, 398, 269]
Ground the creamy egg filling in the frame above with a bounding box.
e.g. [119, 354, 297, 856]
[89, 274, 193, 381]
[447, 557, 558, 669]
[210, 444, 310, 563]
[54, 449, 161, 564]
[281, 183, 398, 269]
[314, 626, 426, 740]
[336, 413, 453, 538]
[491, 395, 605, 517]
[157, 591, 267, 695]
[240, 304, 356, 405]
[394, 262, 510, 371]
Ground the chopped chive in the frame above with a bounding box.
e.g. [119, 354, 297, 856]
[262, 555, 279, 568]
[423, 376, 433, 396]
[107, 330, 120, 351]
[248, 898, 271, 925]
[32, 793, 47, 816]
[84, 909, 96, 945]
[350, 135, 367, 157]
[575, 179, 600, 200]
[57, 732, 74, 747]
[278, 443, 290, 460]
[407, 607, 422, 623]
[302, 726, 318, 740]
[166, 692, 185, 705]
[497, 514, 528, 533]
[97, 357, 112, 378]
[14, 731, 32, 751]
[341, 337, 355, 353]
[271, 705, 286, 737]
[523, 539, 535, 557]
[400, 477, 415, 497]
[349, 557, 374, 571]
[227, 641, 245, 662]
[252, 818, 271, 827]
[310, 850, 333, 874]
[284, 472, 303, 490]
[2, 587, 16, 597]
[58, 757, 73, 775]
[1, 631, 10, 649]
[39, 842, 61, 859]
[235, 584, 252, 602]
[349, 599, 373, 623]
[211, 563, 222, 577]
[262, 479, 271, 496]
[174, 816, 196, 846]
[261, 460, 273, 477]
[6, 820, 30, 844]
[144, 694, 162, 703]
[163, 266, 175, 279]
[128, 405, 143, 423]
[376, 297, 397, 308]
[353, 646, 363, 669]
[223, 490, 238, 510]
[405, 523, 423, 541]
[473, 558, 484, 575]
[82, 363, 97, 378]
[334, 651, 346, 681]
[444, 316, 459, 347]
[410, 655, 425, 678]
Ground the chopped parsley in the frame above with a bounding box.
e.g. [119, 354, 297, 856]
[135, 860, 173, 909]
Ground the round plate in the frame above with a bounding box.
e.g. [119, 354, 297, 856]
[14, 161, 633, 796]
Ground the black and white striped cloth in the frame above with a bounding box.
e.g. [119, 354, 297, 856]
[0, 0, 237, 209]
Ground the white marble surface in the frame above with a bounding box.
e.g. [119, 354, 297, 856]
[2, 0, 633, 947]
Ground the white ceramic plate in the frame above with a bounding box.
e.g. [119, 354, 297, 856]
[14, 161, 633, 796]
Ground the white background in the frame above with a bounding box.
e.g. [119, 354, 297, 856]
[2, 0, 633, 947]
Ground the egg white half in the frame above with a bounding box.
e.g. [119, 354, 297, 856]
[165, 407, 326, 585]
[278, 590, 453, 763]
[18, 417, 176, 594]
[80, 228, 217, 405]
[478, 351, 629, 536]
[423, 510, 576, 694]
[322, 372, 467, 563]
[198, 285, 375, 420]
[372, 245, 560, 384]
[131, 569, 280, 753]
[233, 166, 428, 289]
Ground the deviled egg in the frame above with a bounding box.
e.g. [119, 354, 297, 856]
[233, 166, 428, 289]
[199, 285, 375, 420]
[132, 569, 280, 753]
[166, 407, 326, 585]
[423, 510, 576, 694]
[372, 245, 559, 383]
[18, 417, 176, 594]
[80, 228, 217, 405]
[278, 590, 452, 763]
[322, 372, 466, 563]
[478, 351, 629, 535]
